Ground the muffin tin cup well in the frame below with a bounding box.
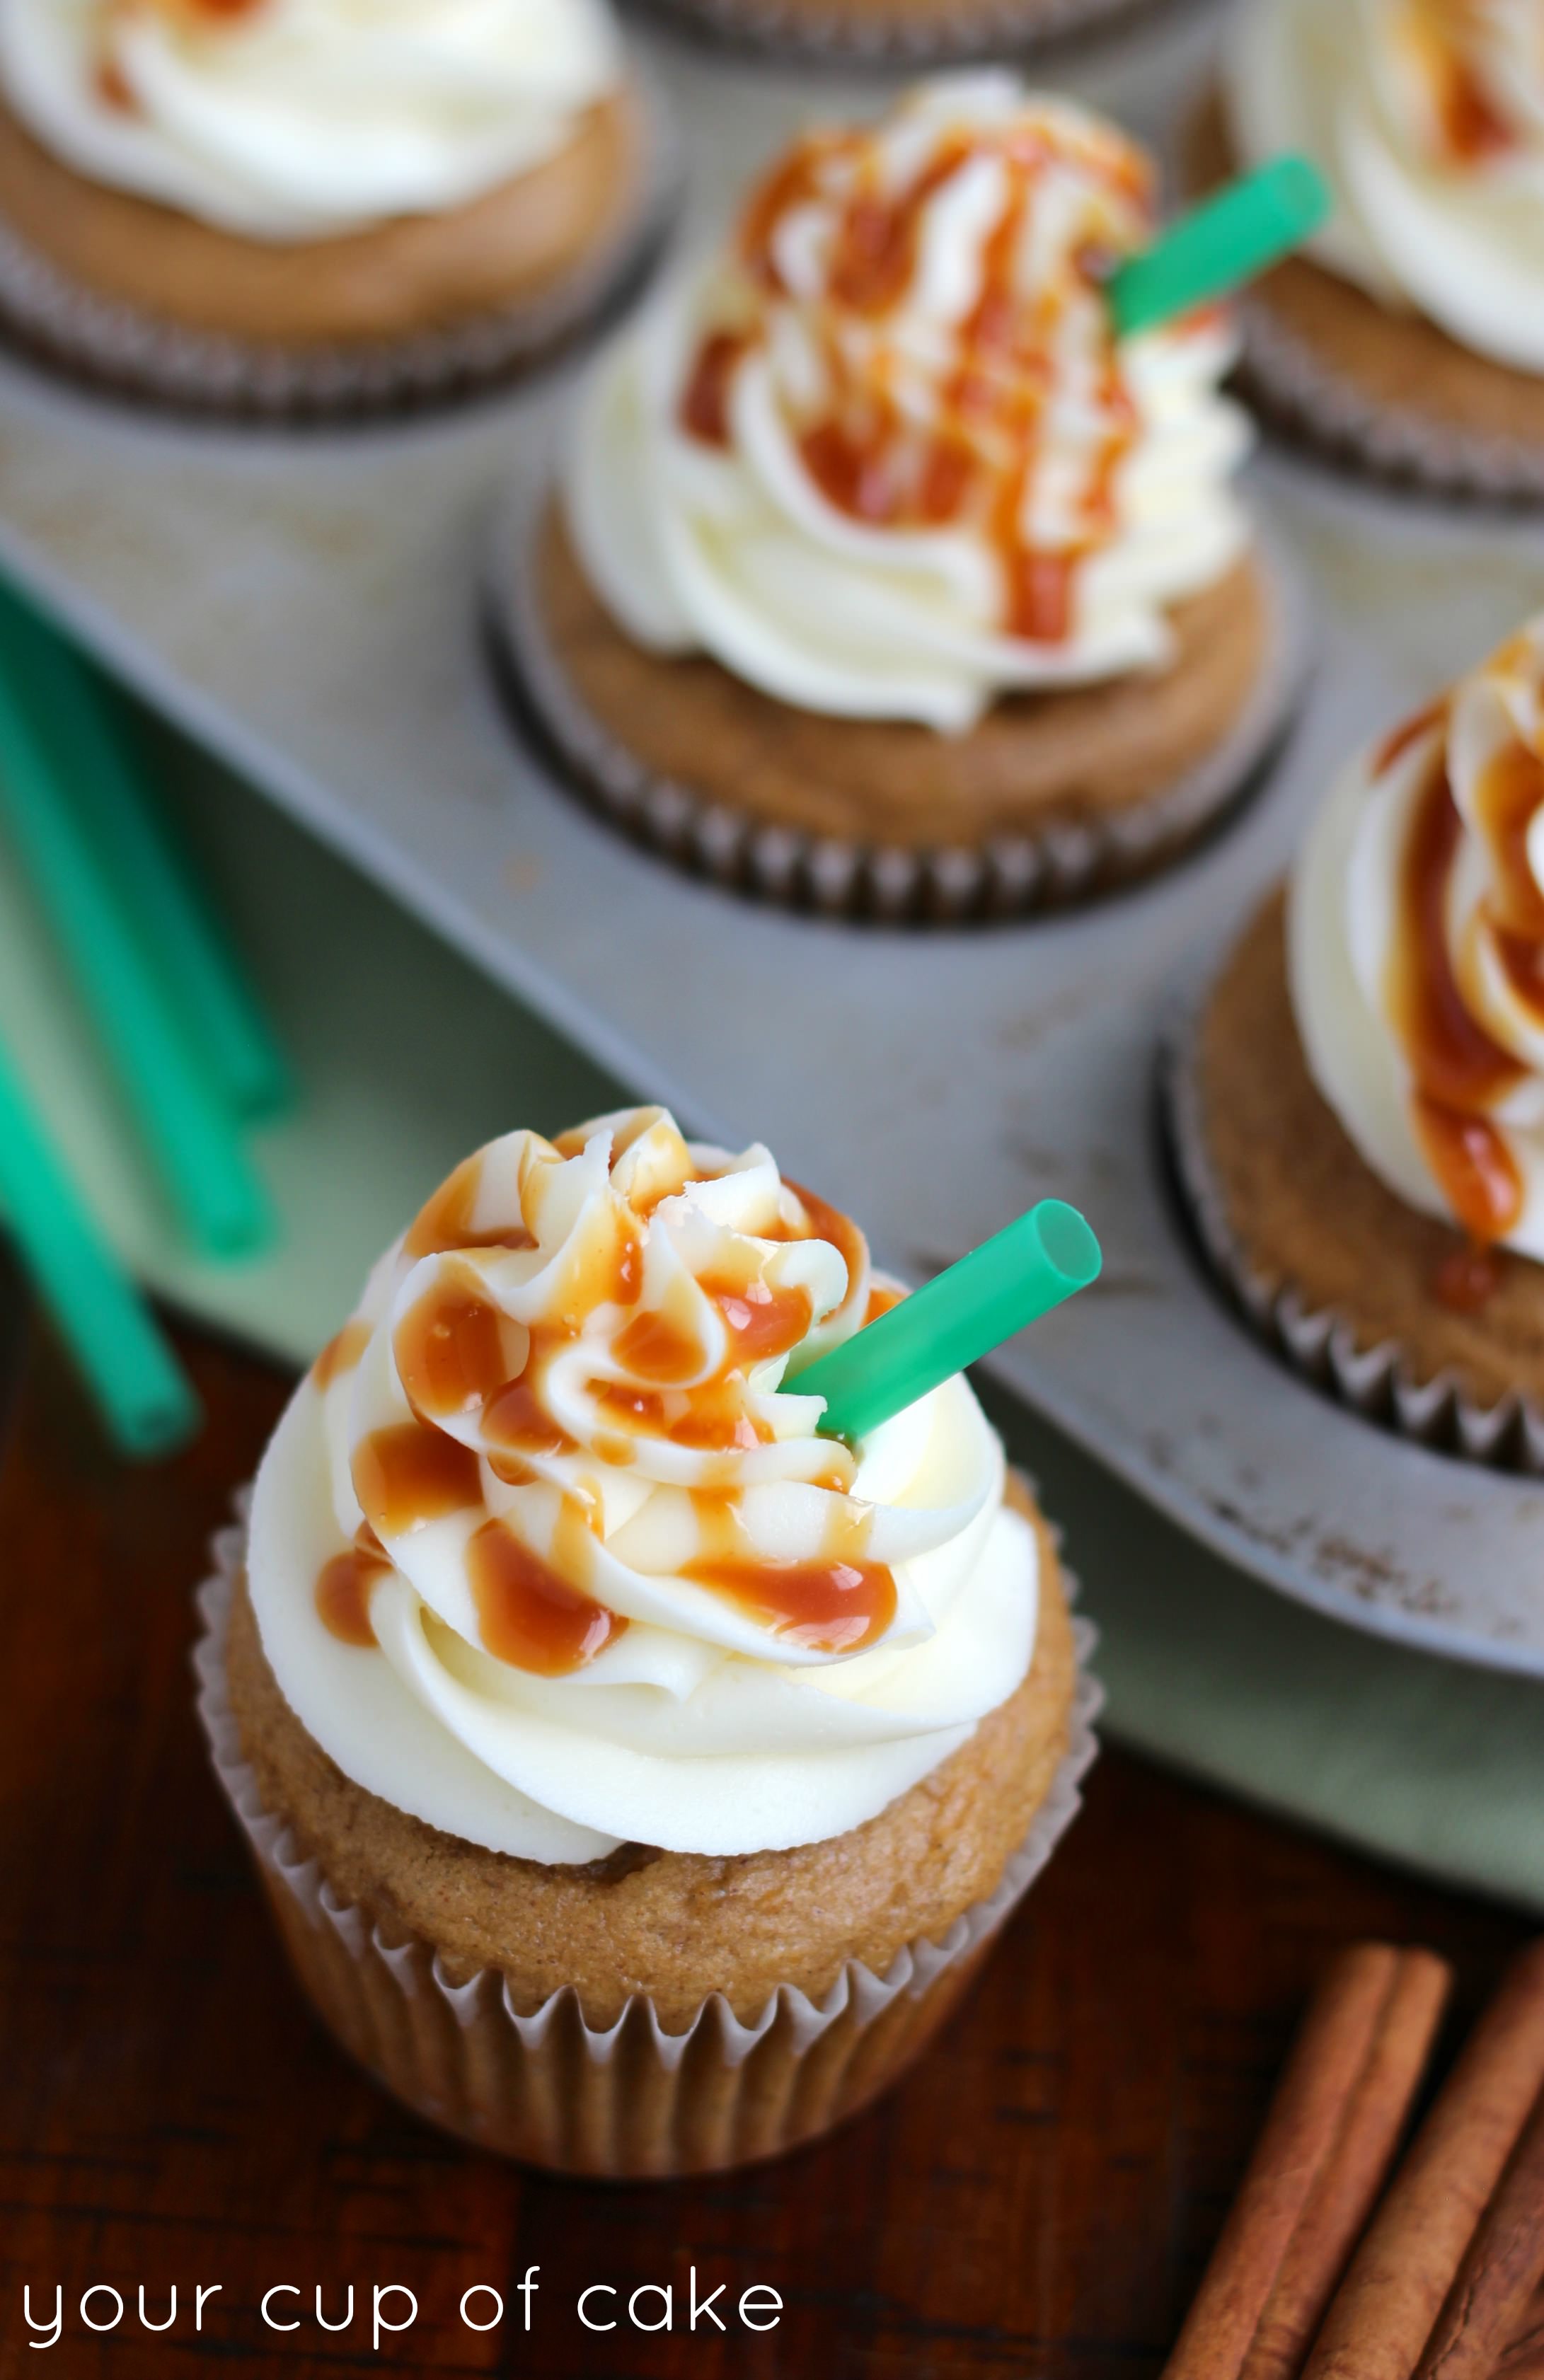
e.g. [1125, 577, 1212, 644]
[1162, 966, 1544, 1476]
[195, 1509, 1100, 2180]
[1238, 294, 1544, 507]
[490, 484, 1308, 926]
[631, 0, 1151, 68]
[0, 88, 682, 423]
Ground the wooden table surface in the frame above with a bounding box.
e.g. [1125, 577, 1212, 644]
[0, 1300, 1531, 2380]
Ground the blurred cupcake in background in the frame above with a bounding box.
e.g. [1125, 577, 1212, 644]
[0, 0, 672, 415]
[499, 76, 1299, 923]
[1171, 614, 1544, 1469]
[197, 1105, 1098, 2176]
[636, 0, 1151, 72]
[1202, 0, 1544, 494]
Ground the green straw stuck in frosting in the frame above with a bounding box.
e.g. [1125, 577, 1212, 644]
[794, 1198, 1101, 1445]
[1107, 156, 1331, 340]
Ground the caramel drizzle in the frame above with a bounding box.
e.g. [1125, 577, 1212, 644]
[1379, 695, 1542, 1300]
[1400, 0, 1519, 164]
[316, 1143, 888, 1673]
[677, 116, 1150, 647]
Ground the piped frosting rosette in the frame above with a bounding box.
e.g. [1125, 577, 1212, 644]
[0, 0, 624, 242]
[248, 1107, 1042, 1862]
[0, 0, 668, 415]
[1228, 0, 1544, 376]
[1168, 617, 1544, 1469]
[565, 74, 1252, 738]
[1293, 616, 1544, 1261]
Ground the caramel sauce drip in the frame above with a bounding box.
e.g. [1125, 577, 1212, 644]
[591, 1381, 768, 1453]
[95, 54, 136, 110]
[314, 1542, 391, 1648]
[482, 1373, 572, 1457]
[613, 1305, 704, 1384]
[679, 330, 752, 448]
[679, 119, 1146, 648]
[312, 1319, 371, 1392]
[865, 1283, 904, 1323]
[353, 1422, 482, 1537]
[686, 1489, 895, 1653]
[468, 1518, 626, 1676]
[1388, 749, 1528, 1269]
[403, 1153, 537, 1259]
[703, 1272, 814, 1367]
[396, 1276, 513, 1421]
[691, 1556, 897, 1654]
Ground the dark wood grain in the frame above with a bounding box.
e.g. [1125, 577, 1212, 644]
[0, 1313, 1529, 2379]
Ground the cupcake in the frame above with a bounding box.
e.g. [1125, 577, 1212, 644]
[1202, 0, 1544, 495]
[637, 0, 1146, 70]
[0, 0, 669, 415]
[196, 1104, 1097, 2176]
[1171, 615, 1544, 1469]
[495, 76, 1298, 923]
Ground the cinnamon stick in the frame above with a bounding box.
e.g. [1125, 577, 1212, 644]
[1305, 1940, 1544, 2380]
[1163, 1944, 1451, 2380]
[1414, 2074, 1544, 2380]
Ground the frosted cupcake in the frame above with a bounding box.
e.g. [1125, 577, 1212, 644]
[1172, 616, 1544, 1468]
[196, 1105, 1097, 2175]
[0, 0, 667, 414]
[638, 0, 1149, 70]
[497, 76, 1296, 923]
[1204, 0, 1544, 494]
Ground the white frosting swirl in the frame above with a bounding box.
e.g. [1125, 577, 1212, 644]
[0, 0, 622, 242]
[247, 1108, 1040, 1863]
[1226, 0, 1544, 373]
[1291, 616, 1544, 1258]
[565, 73, 1252, 737]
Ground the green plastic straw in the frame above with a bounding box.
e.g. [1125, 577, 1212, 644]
[794, 1198, 1102, 1445]
[1108, 156, 1331, 340]
[0, 583, 291, 1120]
[0, 1033, 200, 1458]
[0, 653, 274, 1261]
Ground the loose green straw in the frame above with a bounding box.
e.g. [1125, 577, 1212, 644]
[0, 649, 275, 1261]
[0, 1032, 200, 1458]
[1108, 156, 1331, 340]
[795, 1198, 1101, 1445]
[0, 583, 291, 1120]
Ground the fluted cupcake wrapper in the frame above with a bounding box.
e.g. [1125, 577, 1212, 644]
[1163, 972, 1544, 1474]
[195, 1508, 1102, 2178]
[0, 93, 680, 422]
[1239, 294, 1544, 504]
[489, 488, 1307, 926]
[632, 0, 1149, 67]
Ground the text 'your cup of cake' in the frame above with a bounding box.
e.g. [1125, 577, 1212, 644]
[195, 1106, 1102, 2176]
[1171, 616, 1544, 1472]
[1199, 0, 1544, 495]
[0, 0, 675, 416]
[495, 75, 1316, 925]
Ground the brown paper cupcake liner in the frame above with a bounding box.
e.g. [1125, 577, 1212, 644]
[630, 0, 1154, 67]
[0, 93, 681, 422]
[1238, 294, 1544, 505]
[1162, 963, 1544, 1474]
[488, 484, 1308, 925]
[194, 1505, 1101, 2177]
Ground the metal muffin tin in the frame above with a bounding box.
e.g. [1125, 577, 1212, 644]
[1, 13, 1543, 1673]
